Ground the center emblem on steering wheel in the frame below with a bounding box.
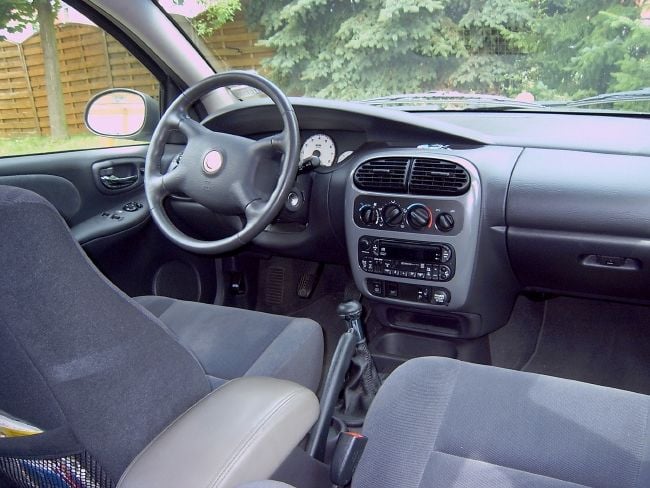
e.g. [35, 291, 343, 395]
[202, 150, 223, 175]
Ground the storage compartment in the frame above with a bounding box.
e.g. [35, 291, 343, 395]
[507, 148, 650, 301]
[508, 228, 650, 301]
[370, 331, 457, 374]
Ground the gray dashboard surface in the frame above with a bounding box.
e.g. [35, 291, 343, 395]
[206, 97, 650, 156]
[204, 97, 650, 313]
[508, 148, 650, 238]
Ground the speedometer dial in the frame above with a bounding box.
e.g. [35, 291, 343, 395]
[300, 134, 336, 167]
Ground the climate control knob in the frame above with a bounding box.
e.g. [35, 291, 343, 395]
[406, 204, 432, 230]
[359, 205, 379, 225]
[382, 204, 403, 227]
[436, 213, 455, 232]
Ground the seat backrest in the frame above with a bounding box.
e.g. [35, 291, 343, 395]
[0, 186, 211, 485]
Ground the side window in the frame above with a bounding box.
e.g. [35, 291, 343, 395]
[0, 2, 159, 157]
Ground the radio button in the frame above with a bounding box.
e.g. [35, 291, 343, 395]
[368, 280, 384, 297]
[387, 282, 399, 298]
[440, 265, 452, 281]
[359, 237, 372, 252]
[433, 289, 450, 305]
[417, 287, 431, 302]
[440, 246, 452, 263]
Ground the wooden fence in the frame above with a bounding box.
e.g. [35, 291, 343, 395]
[0, 16, 272, 138]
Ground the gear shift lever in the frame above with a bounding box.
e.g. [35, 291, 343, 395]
[306, 299, 381, 460]
[336, 300, 381, 425]
[337, 300, 365, 343]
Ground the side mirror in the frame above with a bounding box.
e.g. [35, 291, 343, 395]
[84, 89, 160, 141]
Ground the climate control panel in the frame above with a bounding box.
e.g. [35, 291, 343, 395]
[358, 236, 455, 283]
[353, 196, 464, 236]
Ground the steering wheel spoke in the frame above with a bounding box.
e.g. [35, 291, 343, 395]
[252, 130, 289, 157]
[178, 116, 212, 139]
[161, 166, 185, 194]
[244, 198, 268, 223]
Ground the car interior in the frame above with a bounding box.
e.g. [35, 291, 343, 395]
[2, 1, 650, 487]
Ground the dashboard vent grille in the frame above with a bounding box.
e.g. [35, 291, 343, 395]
[354, 157, 409, 192]
[409, 158, 470, 196]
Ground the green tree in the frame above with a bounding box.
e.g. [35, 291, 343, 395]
[192, 0, 242, 37]
[241, 0, 538, 99]
[522, 0, 648, 100]
[0, 0, 68, 139]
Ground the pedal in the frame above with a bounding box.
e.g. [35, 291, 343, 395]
[297, 262, 322, 298]
[229, 272, 246, 295]
[265, 266, 286, 305]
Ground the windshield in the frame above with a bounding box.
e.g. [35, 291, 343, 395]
[159, 0, 650, 114]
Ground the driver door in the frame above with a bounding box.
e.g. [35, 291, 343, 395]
[0, 1, 217, 303]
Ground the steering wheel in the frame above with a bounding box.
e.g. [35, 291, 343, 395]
[144, 71, 299, 254]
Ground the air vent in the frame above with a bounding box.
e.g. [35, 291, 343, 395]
[354, 157, 409, 192]
[409, 158, 470, 196]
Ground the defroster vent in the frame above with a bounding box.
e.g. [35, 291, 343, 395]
[409, 158, 470, 196]
[353, 157, 409, 192]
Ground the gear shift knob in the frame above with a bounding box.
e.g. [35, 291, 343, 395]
[337, 300, 362, 320]
[337, 300, 365, 342]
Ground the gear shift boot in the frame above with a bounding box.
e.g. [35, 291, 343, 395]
[336, 300, 381, 424]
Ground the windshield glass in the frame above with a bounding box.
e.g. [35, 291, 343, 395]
[158, 0, 650, 113]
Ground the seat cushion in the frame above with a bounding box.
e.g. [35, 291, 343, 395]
[354, 357, 650, 488]
[135, 296, 324, 392]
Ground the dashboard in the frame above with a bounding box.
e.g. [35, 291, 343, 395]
[199, 98, 650, 338]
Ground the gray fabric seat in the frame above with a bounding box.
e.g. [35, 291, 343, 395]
[0, 185, 323, 484]
[354, 357, 650, 488]
[135, 296, 323, 391]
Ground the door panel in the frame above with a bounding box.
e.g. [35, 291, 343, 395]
[0, 145, 148, 227]
[0, 144, 218, 303]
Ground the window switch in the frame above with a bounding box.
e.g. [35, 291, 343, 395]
[367, 279, 384, 297]
[387, 282, 399, 298]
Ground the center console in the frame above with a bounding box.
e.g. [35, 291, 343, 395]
[345, 150, 481, 311]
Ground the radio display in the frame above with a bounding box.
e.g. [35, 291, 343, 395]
[382, 242, 441, 262]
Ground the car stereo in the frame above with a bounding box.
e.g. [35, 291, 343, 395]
[358, 236, 455, 282]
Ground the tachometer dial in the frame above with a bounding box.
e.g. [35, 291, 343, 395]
[300, 134, 336, 167]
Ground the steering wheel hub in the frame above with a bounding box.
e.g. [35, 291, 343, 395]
[203, 150, 224, 175]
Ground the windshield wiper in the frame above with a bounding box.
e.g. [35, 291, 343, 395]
[563, 87, 650, 108]
[360, 91, 546, 110]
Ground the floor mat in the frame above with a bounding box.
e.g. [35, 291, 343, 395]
[521, 297, 650, 395]
[255, 257, 356, 392]
[290, 294, 345, 385]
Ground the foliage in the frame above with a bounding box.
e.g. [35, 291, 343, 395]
[231, 0, 650, 103]
[0, 0, 60, 37]
[240, 0, 539, 99]
[193, 0, 242, 37]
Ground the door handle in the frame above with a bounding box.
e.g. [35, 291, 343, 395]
[100, 174, 139, 189]
[92, 158, 145, 194]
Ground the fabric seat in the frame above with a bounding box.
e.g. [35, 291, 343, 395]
[135, 296, 323, 391]
[353, 357, 650, 488]
[0, 185, 323, 485]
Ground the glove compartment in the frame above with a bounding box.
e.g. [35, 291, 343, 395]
[507, 148, 650, 301]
